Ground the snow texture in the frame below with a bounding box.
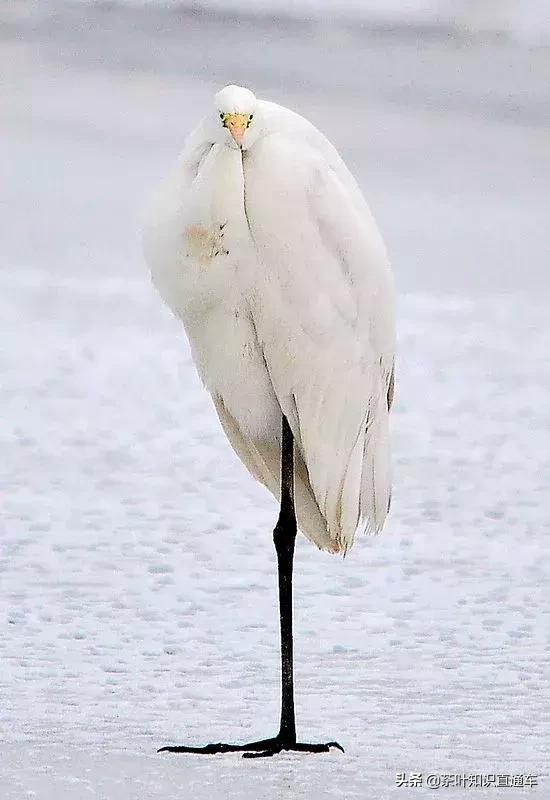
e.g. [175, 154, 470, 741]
[2, 4, 549, 798]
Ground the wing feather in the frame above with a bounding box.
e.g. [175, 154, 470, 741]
[243, 132, 395, 552]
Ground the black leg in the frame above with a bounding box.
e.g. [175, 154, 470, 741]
[274, 412, 297, 743]
[158, 414, 343, 758]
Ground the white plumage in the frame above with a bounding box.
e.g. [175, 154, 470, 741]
[143, 85, 395, 555]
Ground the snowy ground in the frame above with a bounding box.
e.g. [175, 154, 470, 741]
[2, 4, 549, 798]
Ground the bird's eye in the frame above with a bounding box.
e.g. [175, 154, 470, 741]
[249, 114, 254, 120]
[219, 112, 224, 120]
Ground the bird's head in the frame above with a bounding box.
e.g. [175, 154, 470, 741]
[214, 85, 259, 151]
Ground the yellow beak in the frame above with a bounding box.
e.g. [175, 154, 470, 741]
[224, 113, 248, 146]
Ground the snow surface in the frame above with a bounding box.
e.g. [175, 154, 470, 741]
[2, 4, 549, 798]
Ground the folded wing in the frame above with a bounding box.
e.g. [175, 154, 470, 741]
[242, 132, 395, 553]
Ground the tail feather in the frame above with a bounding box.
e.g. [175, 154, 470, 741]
[213, 387, 391, 557]
[338, 391, 392, 552]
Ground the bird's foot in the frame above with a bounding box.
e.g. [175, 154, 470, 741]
[158, 735, 344, 759]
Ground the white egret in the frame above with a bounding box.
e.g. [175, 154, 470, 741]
[143, 84, 395, 757]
